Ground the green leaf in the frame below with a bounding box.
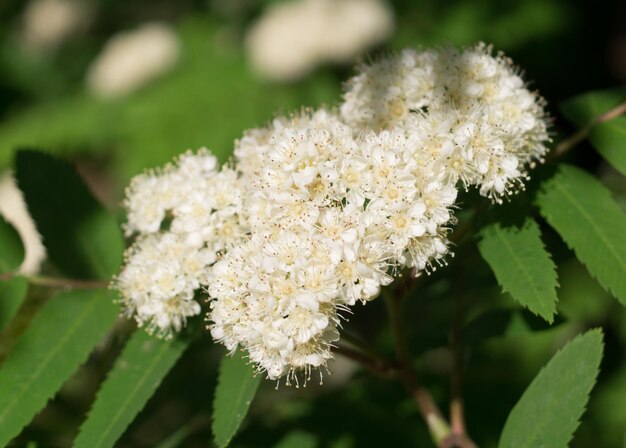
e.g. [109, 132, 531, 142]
[74, 331, 189, 448]
[0, 214, 24, 273]
[212, 352, 261, 448]
[535, 164, 626, 304]
[477, 218, 558, 322]
[15, 150, 123, 280]
[588, 118, 626, 176]
[0, 276, 28, 331]
[560, 88, 626, 175]
[275, 431, 317, 448]
[0, 288, 118, 447]
[499, 329, 604, 448]
[560, 87, 626, 126]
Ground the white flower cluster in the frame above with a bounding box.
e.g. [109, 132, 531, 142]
[115, 150, 246, 338]
[341, 44, 550, 201]
[116, 44, 549, 382]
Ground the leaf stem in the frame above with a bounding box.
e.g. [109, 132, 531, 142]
[333, 345, 398, 379]
[551, 100, 626, 160]
[0, 271, 108, 289]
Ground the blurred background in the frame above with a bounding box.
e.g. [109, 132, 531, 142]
[0, 0, 626, 447]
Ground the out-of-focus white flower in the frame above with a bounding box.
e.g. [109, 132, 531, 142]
[0, 173, 46, 274]
[246, 0, 393, 81]
[86, 23, 179, 99]
[21, 0, 90, 54]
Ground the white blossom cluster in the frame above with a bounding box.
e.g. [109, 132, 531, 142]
[115, 44, 550, 382]
[115, 149, 247, 338]
[341, 44, 550, 201]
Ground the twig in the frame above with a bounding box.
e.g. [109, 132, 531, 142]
[550, 100, 626, 160]
[383, 291, 452, 446]
[442, 288, 478, 448]
[0, 272, 109, 289]
[333, 345, 398, 379]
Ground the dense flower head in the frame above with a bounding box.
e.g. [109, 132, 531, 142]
[115, 149, 248, 338]
[115, 44, 550, 381]
[341, 44, 550, 202]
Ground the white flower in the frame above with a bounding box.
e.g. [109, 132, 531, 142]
[21, 0, 90, 54]
[246, 0, 393, 81]
[116, 149, 247, 338]
[87, 23, 179, 98]
[0, 173, 46, 274]
[342, 43, 550, 201]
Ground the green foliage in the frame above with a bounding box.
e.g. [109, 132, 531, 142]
[499, 329, 604, 448]
[0, 97, 121, 168]
[560, 87, 626, 125]
[0, 19, 340, 187]
[536, 164, 626, 305]
[275, 431, 317, 448]
[74, 330, 190, 448]
[212, 352, 261, 448]
[560, 87, 626, 176]
[0, 289, 119, 447]
[588, 118, 626, 177]
[15, 150, 123, 280]
[477, 219, 558, 322]
[0, 214, 24, 273]
[0, 276, 27, 331]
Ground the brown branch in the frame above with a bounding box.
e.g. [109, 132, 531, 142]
[0, 272, 109, 289]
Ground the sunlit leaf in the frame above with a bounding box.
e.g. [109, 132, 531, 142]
[499, 329, 604, 448]
[212, 352, 261, 448]
[74, 330, 190, 448]
[0, 289, 118, 447]
[478, 218, 558, 322]
[536, 164, 626, 305]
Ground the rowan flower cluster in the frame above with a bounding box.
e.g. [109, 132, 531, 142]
[115, 44, 550, 382]
[114, 149, 247, 337]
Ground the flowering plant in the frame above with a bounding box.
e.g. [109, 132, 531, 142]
[1, 38, 625, 448]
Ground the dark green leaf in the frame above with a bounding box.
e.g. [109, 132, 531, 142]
[560, 87, 626, 126]
[275, 431, 317, 448]
[74, 331, 189, 448]
[0, 214, 24, 273]
[0, 276, 28, 331]
[15, 150, 123, 279]
[0, 289, 118, 447]
[536, 164, 626, 304]
[212, 352, 261, 448]
[588, 118, 626, 176]
[477, 218, 558, 322]
[560, 88, 626, 175]
[499, 329, 604, 448]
